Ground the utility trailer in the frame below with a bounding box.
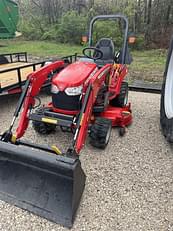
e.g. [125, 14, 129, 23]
[0, 52, 46, 96]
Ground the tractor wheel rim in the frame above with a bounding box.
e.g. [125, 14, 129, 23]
[105, 125, 111, 144]
[165, 48, 173, 119]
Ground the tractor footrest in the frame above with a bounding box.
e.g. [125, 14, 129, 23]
[44, 111, 74, 121]
[29, 112, 74, 127]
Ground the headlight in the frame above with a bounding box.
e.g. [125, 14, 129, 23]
[65, 85, 83, 96]
[51, 84, 59, 94]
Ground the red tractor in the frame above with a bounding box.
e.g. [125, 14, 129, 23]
[0, 15, 133, 227]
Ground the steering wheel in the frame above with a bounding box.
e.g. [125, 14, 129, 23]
[82, 47, 103, 60]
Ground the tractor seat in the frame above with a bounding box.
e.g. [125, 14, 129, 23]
[94, 38, 115, 67]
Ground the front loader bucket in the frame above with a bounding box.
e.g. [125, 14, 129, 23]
[0, 141, 86, 228]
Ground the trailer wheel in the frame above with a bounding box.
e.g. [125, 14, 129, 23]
[89, 117, 112, 149]
[32, 107, 56, 134]
[0, 55, 8, 64]
[160, 36, 173, 142]
[110, 82, 128, 107]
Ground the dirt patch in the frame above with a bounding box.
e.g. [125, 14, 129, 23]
[128, 70, 163, 84]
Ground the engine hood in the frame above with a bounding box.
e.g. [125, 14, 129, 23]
[52, 61, 97, 91]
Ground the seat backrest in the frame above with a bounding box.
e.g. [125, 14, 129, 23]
[95, 38, 115, 61]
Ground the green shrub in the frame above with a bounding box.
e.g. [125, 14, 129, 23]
[19, 11, 141, 50]
[57, 11, 87, 44]
[92, 21, 123, 49]
[19, 18, 45, 40]
[41, 25, 59, 41]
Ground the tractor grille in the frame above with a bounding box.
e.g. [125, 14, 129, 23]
[52, 91, 81, 111]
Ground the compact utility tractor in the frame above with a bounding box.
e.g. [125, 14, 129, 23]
[0, 15, 133, 227]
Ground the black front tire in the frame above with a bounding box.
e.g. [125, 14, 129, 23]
[110, 82, 128, 107]
[119, 127, 126, 136]
[89, 117, 112, 149]
[160, 36, 173, 142]
[32, 107, 56, 134]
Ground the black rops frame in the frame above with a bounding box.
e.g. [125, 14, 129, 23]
[88, 14, 129, 64]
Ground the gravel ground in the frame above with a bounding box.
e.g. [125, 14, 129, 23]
[0, 91, 173, 231]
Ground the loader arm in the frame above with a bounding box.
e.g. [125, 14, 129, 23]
[74, 64, 111, 153]
[16, 61, 64, 139]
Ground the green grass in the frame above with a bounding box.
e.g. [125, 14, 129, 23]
[0, 39, 82, 57]
[128, 49, 166, 82]
[130, 49, 166, 73]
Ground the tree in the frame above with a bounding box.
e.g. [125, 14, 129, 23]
[16, 0, 173, 48]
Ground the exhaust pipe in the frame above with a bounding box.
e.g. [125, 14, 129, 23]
[0, 141, 86, 228]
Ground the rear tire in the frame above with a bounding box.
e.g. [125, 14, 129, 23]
[89, 117, 112, 149]
[32, 107, 56, 134]
[110, 82, 128, 107]
[160, 36, 173, 142]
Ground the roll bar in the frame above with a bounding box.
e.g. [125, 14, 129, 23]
[88, 14, 129, 64]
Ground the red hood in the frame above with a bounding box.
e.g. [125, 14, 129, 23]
[52, 61, 97, 91]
